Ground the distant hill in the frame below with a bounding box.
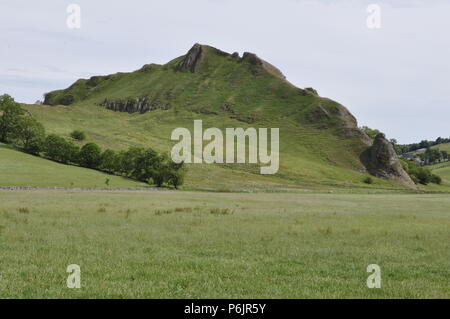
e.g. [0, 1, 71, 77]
[25, 44, 410, 190]
[432, 142, 450, 152]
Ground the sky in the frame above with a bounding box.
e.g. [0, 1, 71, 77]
[1, 0, 449, 144]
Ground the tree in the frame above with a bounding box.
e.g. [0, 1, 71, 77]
[416, 169, 432, 185]
[0, 94, 24, 143]
[78, 143, 102, 168]
[131, 148, 160, 182]
[419, 140, 430, 149]
[11, 116, 45, 155]
[70, 130, 86, 141]
[43, 134, 79, 164]
[115, 147, 144, 176]
[99, 149, 117, 173]
[0, 94, 16, 107]
[420, 147, 444, 164]
[166, 161, 186, 189]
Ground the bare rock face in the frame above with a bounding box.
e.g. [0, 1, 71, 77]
[177, 43, 204, 72]
[361, 133, 416, 188]
[242, 52, 286, 80]
[98, 97, 170, 114]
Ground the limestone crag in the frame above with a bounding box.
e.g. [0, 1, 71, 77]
[361, 133, 416, 188]
[99, 97, 170, 114]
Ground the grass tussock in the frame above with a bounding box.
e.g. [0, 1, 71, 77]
[174, 207, 193, 212]
[318, 226, 333, 235]
[17, 207, 30, 214]
[209, 208, 233, 215]
[154, 209, 173, 216]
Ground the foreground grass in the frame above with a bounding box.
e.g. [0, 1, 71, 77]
[0, 190, 448, 298]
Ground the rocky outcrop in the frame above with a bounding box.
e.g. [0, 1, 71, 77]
[176, 44, 287, 81]
[241, 52, 286, 80]
[176, 43, 204, 72]
[361, 133, 416, 188]
[99, 97, 170, 114]
[177, 43, 232, 73]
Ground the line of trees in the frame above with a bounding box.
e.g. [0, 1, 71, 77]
[401, 159, 441, 185]
[397, 137, 450, 154]
[418, 148, 449, 165]
[0, 94, 186, 188]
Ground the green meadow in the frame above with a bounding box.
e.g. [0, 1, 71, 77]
[0, 190, 448, 298]
[0, 143, 147, 188]
[432, 142, 450, 153]
[431, 164, 450, 185]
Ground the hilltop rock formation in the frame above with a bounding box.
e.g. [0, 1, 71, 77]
[176, 43, 287, 81]
[176, 43, 205, 72]
[361, 133, 416, 188]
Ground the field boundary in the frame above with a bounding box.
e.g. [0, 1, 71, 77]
[0, 186, 166, 192]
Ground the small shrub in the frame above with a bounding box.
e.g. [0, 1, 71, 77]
[70, 130, 86, 141]
[97, 207, 106, 213]
[363, 176, 374, 184]
[318, 226, 333, 235]
[209, 208, 233, 215]
[154, 209, 173, 216]
[410, 174, 419, 184]
[431, 174, 442, 185]
[18, 207, 30, 214]
[174, 207, 193, 212]
[125, 209, 133, 219]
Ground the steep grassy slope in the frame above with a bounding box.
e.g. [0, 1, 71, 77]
[0, 143, 147, 188]
[24, 44, 407, 190]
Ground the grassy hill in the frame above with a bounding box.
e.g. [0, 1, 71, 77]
[0, 143, 147, 188]
[432, 142, 450, 152]
[22, 102, 401, 191]
[430, 163, 450, 185]
[13, 44, 420, 190]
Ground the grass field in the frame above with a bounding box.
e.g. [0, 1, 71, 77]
[0, 190, 448, 298]
[0, 143, 147, 188]
[432, 142, 450, 152]
[431, 164, 450, 185]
